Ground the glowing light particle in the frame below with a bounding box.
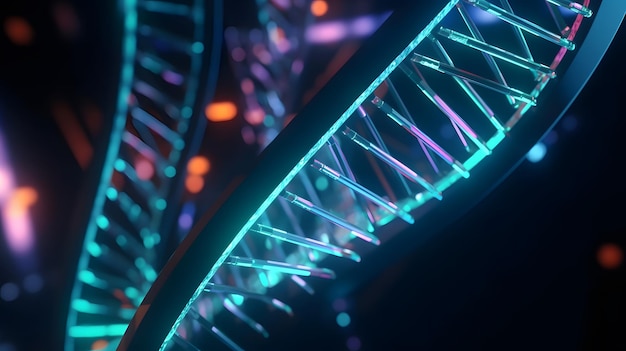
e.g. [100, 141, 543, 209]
[164, 165, 176, 178]
[178, 213, 193, 229]
[4, 17, 34, 46]
[526, 142, 547, 163]
[310, 0, 328, 17]
[315, 176, 329, 191]
[0, 282, 19, 302]
[597, 243, 622, 270]
[245, 107, 265, 125]
[187, 156, 211, 175]
[3, 187, 38, 254]
[205, 101, 237, 122]
[228, 294, 244, 306]
[336, 312, 351, 327]
[185, 175, 204, 194]
[155, 199, 167, 211]
[135, 158, 154, 180]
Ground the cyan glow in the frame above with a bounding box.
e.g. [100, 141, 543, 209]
[65, 0, 138, 348]
[159, 3, 459, 349]
[68, 324, 128, 338]
[526, 142, 547, 163]
[336, 312, 351, 327]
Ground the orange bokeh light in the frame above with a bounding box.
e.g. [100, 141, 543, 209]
[4, 16, 34, 46]
[91, 339, 109, 350]
[187, 156, 210, 175]
[310, 0, 328, 17]
[205, 101, 238, 122]
[185, 174, 205, 194]
[11, 187, 38, 209]
[597, 243, 623, 270]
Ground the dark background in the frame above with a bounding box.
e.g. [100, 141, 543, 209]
[0, 1, 624, 350]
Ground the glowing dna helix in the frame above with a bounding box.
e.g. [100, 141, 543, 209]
[66, 0, 624, 350]
[64, 0, 223, 350]
[113, 1, 625, 349]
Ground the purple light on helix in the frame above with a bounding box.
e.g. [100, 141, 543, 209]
[178, 213, 193, 230]
[178, 202, 195, 230]
[306, 21, 347, 44]
[350, 16, 377, 36]
[162, 70, 184, 86]
[305, 14, 387, 44]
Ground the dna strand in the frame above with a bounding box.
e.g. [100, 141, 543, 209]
[65, 0, 624, 350]
[64, 0, 223, 350]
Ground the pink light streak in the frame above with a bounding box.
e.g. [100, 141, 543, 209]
[0, 131, 36, 255]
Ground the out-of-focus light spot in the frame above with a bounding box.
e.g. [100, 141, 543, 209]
[205, 101, 237, 122]
[0, 282, 19, 302]
[291, 59, 304, 75]
[11, 187, 38, 208]
[320, 232, 330, 243]
[191, 41, 204, 54]
[23, 273, 43, 293]
[178, 213, 193, 229]
[154, 198, 167, 211]
[253, 43, 272, 65]
[597, 243, 622, 270]
[135, 158, 154, 180]
[245, 107, 266, 125]
[231, 47, 246, 62]
[332, 298, 347, 312]
[105, 187, 118, 201]
[526, 142, 547, 163]
[350, 16, 377, 36]
[241, 78, 254, 94]
[306, 21, 347, 43]
[562, 115, 578, 131]
[315, 176, 329, 191]
[346, 336, 362, 351]
[310, 0, 328, 17]
[241, 126, 256, 144]
[229, 294, 244, 306]
[90, 339, 109, 350]
[114, 158, 126, 172]
[164, 165, 176, 178]
[4, 17, 34, 46]
[162, 70, 184, 86]
[336, 312, 351, 327]
[185, 174, 204, 194]
[467, 6, 499, 24]
[96, 215, 109, 230]
[4, 187, 38, 253]
[187, 156, 210, 175]
[306, 14, 386, 44]
[263, 115, 275, 127]
[53, 2, 80, 39]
